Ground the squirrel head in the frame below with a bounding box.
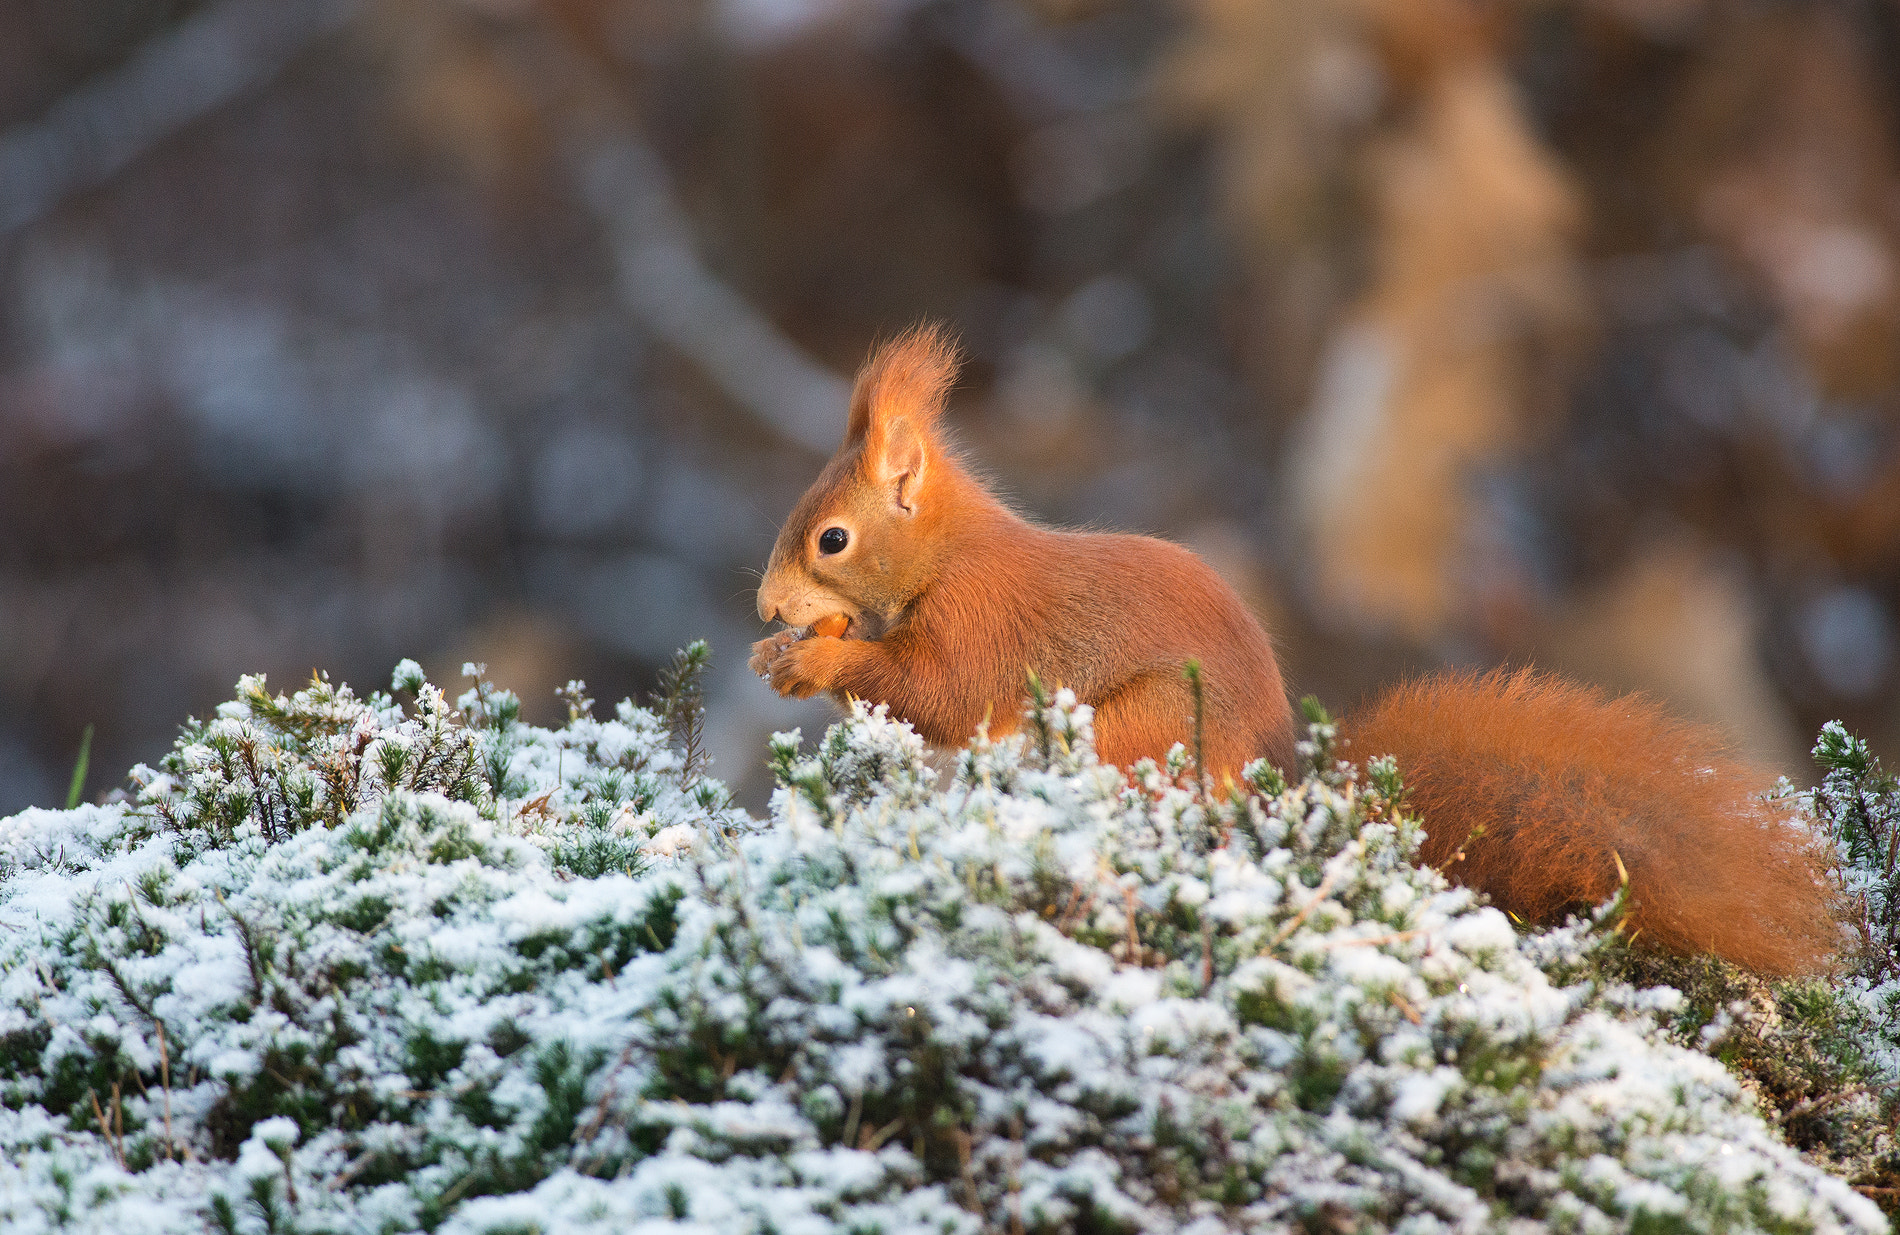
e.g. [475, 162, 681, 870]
[757, 324, 961, 636]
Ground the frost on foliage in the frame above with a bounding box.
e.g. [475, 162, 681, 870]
[1801, 722, 1900, 1079]
[0, 667, 1885, 1234]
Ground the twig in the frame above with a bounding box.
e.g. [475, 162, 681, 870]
[1267, 867, 1342, 949]
[841, 1087, 863, 1152]
[157, 1022, 182, 1162]
[435, 1169, 478, 1209]
[330, 1149, 377, 1191]
[94, 949, 160, 1024]
[1007, 1116, 1025, 1235]
[859, 1116, 904, 1153]
[213, 889, 266, 1003]
[89, 1088, 127, 1170]
[1312, 928, 1425, 950]
[953, 1128, 990, 1230]
[1779, 1081, 1899, 1127]
[1054, 880, 1094, 936]
[573, 1040, 639, 1152]
[515, 789, 557, 824]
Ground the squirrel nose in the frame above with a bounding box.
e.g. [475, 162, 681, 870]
[756, 574, 787, 623]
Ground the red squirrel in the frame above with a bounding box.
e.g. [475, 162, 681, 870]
[750, 325, 1837, 975]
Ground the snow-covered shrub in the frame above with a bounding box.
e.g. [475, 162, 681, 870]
[1718, 722, 1900, 1196]
[0, 660, 1885, 1233]
[1772, 724, 1900, 1102]
[1809, 723, 1900, 994]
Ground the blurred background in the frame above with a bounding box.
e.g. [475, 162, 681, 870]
[2, 0, 1898, 812]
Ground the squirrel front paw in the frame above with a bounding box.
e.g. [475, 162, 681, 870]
[758, 633, 848, 699]
[749, 629, 802, 679]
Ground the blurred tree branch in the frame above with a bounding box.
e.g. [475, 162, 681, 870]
[0, 0, 852, 456]
[576, 138, 850, 457]
[517, 6, 850, 456]
[0, 0, 358, 238]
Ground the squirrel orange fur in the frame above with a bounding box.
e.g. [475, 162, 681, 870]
[751, 325, 1837, 975]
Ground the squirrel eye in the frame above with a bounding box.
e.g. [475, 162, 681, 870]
[819, 527, 849, 555]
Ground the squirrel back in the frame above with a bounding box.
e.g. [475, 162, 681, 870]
[753, 326, 1837, 975]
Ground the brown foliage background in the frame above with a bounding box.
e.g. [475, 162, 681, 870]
[1, 0, 1897, 808]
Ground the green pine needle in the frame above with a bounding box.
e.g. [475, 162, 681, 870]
[64, 724, 94, 811]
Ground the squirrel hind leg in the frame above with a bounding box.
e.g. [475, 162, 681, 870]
[1089, 674, 1190, 772]
[1089, 673, 1293, 780]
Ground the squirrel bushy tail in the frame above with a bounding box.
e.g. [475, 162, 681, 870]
[1345, 669, 1838, 976]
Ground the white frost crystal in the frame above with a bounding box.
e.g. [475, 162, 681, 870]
[0, 667, 1882, 1233]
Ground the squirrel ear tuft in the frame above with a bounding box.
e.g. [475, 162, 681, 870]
[845, 322, 961, 448]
